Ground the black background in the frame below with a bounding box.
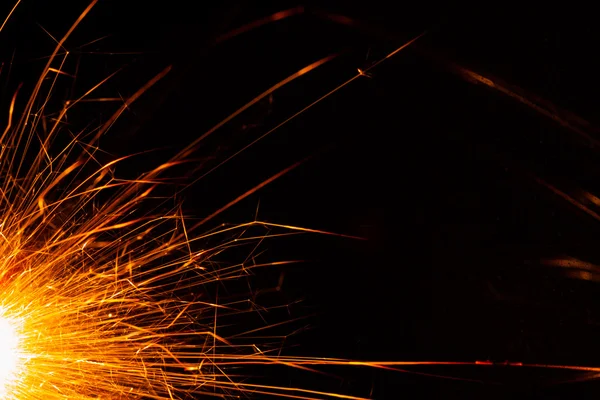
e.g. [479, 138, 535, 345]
[3, 1, 600, 398]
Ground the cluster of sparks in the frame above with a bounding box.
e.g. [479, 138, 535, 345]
[0, 2, 306, 399]
[2, 1, 600, 399]
[0, 2, 403, 398]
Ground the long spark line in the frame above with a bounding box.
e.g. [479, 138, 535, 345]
[0, 0, 21, 33]
[198, 357, 600, 373]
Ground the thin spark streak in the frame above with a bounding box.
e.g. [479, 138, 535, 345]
[0, 0, 21, 33]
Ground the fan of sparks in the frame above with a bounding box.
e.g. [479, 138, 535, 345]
[6, 1, 600, 399]
[0, 0, 432, 398]
[0, 2, 348, 399]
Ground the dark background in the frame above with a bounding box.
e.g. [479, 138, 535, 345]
[3, 1, 600, 398]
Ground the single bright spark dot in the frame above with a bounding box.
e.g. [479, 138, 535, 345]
[0, 311, 21, 397]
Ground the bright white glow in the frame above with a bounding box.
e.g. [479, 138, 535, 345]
[0, 311, 20, 397]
